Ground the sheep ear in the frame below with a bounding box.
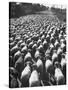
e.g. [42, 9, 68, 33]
[24, 62, 29, 66]
[24, 61, 32, 67]
[24, 62, 27, 67]
[54, 64, 56, 69]
[32, 63, 37, 70]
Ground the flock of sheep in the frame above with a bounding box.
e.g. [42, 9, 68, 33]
[9, 14, 66, 88]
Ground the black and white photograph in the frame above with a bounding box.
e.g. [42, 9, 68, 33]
[9, 1, 66, 88]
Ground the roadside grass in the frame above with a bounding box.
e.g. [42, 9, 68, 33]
[51, 9, 66, 22]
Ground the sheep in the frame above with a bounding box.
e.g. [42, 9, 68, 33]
[60, 38, 65, 44]
[20, 42, 26, 49]
[32, 43, 37, 51]
[24, 52, 32, 63]
[50, 36, 55, 44]
[31, 34, 38, 41]
[37, 39, 41, 47]
[60, 42, 66, 53]
[46, 34, 50, 43]
[45, 49, 51, 60]
[47, 29, 52, 35]
[49, 43, 54, 50]
[17, 40, 23, 47]
[54, 39, 59, 50]
[24, 35, 29, 40]
[9, 41, 17, 49]
[21, 46, 28, 56]
[9, 37, 14, 43]
[59, 34, 62, 39]
[29, 64, 40, 87]
[20, 62, 31, 87]
[26, 38, 31, 45]
[41, 35, 45, 42]
[52, 50, 58, 65]
[10, 44, 19, 56]
[54, 68, 65, 85]
[34, 50, 40, 60]
[61, 57, 66, 69]
[9, 67, 18, 78]
[36, 58, 43, 79]
[15, 36, 21, 42]
[44, 32, 47, 37]
[57, 47, 62, 55]
[28, 41, 34, 50]
[57, 47, 62, 62]
[9, 68, 22, 88]
[43, 40, 48, 51]
[39, 31, 43, 37]
[51, 32, 54, 37]
[45, 59, 54, 76]
[14, 51, 21, 63]
[60, 42, 65, 49]
[60, 55, 66, 82]
[11, 33, 16, 39]
[31, 44, 37, 58]
[14, 56, 24, 78]
[9, 74, 19, 88]
[37, 44, 44, 55]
